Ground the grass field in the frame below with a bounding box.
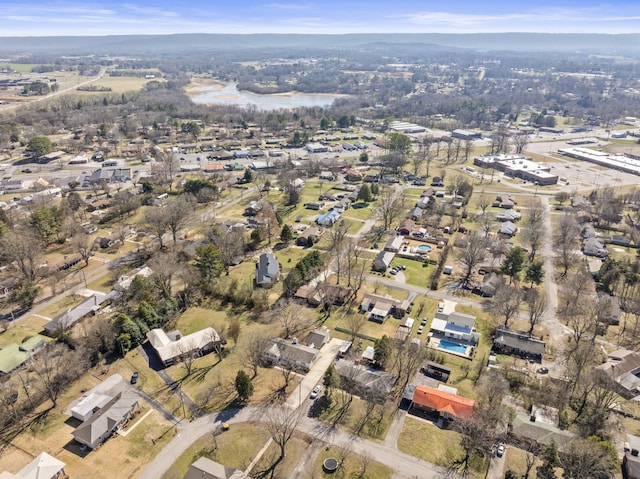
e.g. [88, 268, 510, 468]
[0, 315, 49, 348]
[78, 75, 156, 94]
[0, 63, 40, 73]
[314, 445, 393, 479]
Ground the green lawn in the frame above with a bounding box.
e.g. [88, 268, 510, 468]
[397, 417, 464, 467]
[0, 316, 49, 348]
[175, 306, 232, 335]
[314, 445, 393, 479]
[0, 63, 40, 73]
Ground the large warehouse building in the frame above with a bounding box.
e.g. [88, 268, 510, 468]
[558, 147, 640, 176]
[473, 154, 558, 185]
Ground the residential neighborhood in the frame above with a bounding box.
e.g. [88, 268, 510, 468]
[0, 29, 640, 479]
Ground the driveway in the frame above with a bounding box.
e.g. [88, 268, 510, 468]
[285, 337, 344, 410]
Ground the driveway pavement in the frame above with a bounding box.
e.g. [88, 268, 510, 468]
[285, 337, 344, 410]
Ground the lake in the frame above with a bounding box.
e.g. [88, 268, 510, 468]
[189, 81, 341, 111]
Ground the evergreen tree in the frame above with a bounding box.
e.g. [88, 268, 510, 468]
[280, 224, 294, 244]
[525, 260, 545, 287]
[235, 370, 254, 401]
[500, 246, 527, 283]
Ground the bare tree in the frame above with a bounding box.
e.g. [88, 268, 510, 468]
[377, 187, 404, 231]
[207, 227, 245, 275]
[525, 288, 547, 335]
[31, 344, 89, 407]
[274, 302, 313, 339]
[513, 132, 530, 154]
[264, 406, 301, 467]
[177, 339, 198, 376]
[240, 331, 270, 378]
[523, 204, 546, 261]
[144, 206, 169, 249]
[457, 231, 487, 286]
[71, 232, 92, 266]
[488, 284, 523, 328]
[346, 313, 367, 342]
[477, 192, 491, 216]
[149, 252, 180, 298]
[0, 228, 44, 282]
[555, 212, 580, 278]
[153, 152, 180, 190]
[165, 195, 194, 245]
[479, 212, 494, 238]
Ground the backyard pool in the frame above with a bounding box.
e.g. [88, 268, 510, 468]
[438, 340, 467, 355]
[417, 244, 433, 253]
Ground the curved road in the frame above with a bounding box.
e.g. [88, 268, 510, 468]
[138, 406, 442, 479]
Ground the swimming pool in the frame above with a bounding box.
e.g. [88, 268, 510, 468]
[438, 340, 467, 355]
[417, 244, 432, 253]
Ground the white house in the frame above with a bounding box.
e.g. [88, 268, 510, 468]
[429, 312, 479, 345]
[146, 327, 220, 367]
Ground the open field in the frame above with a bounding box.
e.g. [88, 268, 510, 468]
[78, 75, 156, 94]
[0, 315, 49, 348]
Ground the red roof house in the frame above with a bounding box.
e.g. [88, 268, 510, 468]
[411, 385, 475, 420]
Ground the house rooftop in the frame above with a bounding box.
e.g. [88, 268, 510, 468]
[146, 327, 220, 364]
[412, 385, 475, 419]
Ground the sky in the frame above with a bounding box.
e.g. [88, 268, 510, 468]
[2, 1, 640, 36]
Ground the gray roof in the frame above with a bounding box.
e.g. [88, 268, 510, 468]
[184, 457, 249, 479]
[334, 359, 397, 395]
[255, 253, 280, 286]
[498, 221, 516, 235]
[494, 326, 546, 357]
[265, 339, 318, 368]
[45, 293, 106, 333]
[72, 391, 138, 448]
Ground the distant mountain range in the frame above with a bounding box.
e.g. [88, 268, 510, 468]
[0, 33, 638, 55]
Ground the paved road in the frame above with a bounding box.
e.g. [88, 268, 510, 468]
[138, 406, 444, 479]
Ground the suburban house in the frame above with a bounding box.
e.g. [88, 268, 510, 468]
[244, 200, 264, 216]
[430, 312, 480, 345]
[304, 328, 330, 349]
[511, 407, 575, 452]
[498, 221, 517, 237]
[255, 253, 280, 288]
[263, 338, 319, 372]
[597, 292, 621, 326]
[146, 327, 220, 367]
[0, 335, 47, 375]
[184, 457, 249, 479]
[70, 392, 113, 422]
[72, 391, 139, 450]
[493, 326, 546, 362]
[383, 235, 404, 253]
[397, 219, 416, 235]
[0, 452, 66, 479]
[316, 209, 341, 226]
[372, 250, 395, 272]
[410, 385, 475, 421]
[623, 434, 640, 479]
[294, 282, 352, 307]
[495, 209, 521, 222]
[360, 293, 410, 323]
[295, 226, 321, 246]
[583, 237, 608, 258]
[595, 349, 640, 399]
[480, 272, 504, 297]
[334, 359, 397, 399]
[44, 292, 107, 335]
[407, 207, 423, 221]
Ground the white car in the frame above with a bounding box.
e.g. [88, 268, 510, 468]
[496, 444, 505, 457]
[310, 386, 321, 399]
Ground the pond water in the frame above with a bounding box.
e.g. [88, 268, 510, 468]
[189, 81, 341, 111]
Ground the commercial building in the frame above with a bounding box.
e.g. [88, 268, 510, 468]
[559, 147, 640, 176]
[473, 154, 558, 185]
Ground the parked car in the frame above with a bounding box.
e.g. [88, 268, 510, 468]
[421, 318, 427, 326]
[496, 444, 505, 457]
[417, 326, 424, 334]
[390, 269, 398, 275]
[536, 367, 549, 375]
[130, 372, 139, 384]
[310, 385, 321, 399]
[437, 302, 444, 313]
